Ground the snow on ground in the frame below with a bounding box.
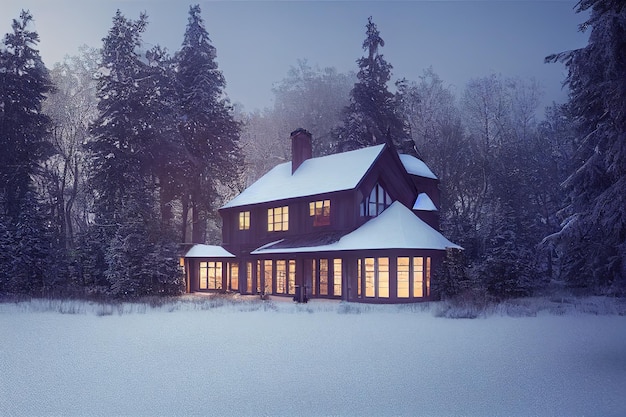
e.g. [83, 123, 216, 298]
[1, 295, 625, 417]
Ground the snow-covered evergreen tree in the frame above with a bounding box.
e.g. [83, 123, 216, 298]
[546, 0, 626, 293]
[88, 11, 149, 225]
[334, 17, 415, 156]
[0, 11, 54, 220]
[86, 11, 183, 297]
[175, 4, 243, 243]
[0, 11, 61, 295]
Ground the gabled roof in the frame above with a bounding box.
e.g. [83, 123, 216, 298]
[221, 144, 386, 209]
[399, 154, 438, 179]
[185, 244, 236, 258]
[251, 201, 461, 254]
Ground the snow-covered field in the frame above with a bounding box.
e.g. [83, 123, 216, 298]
[1, 295, 625, 417]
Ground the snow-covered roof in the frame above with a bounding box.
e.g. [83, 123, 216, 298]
[251, 201, 461, 254]
[222, 145, 386, 209]
[185, 244, 236, 258]
[413, 193, 438, 211]
[399, 154, 438, 180]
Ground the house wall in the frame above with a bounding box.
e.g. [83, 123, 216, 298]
[209, 144, 451, 303]
[221, 189, 355, 256]
[225, 249, 443, 303]
[221, 146, 421, 257]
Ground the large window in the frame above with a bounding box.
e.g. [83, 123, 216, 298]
[364, 258, 375, 297]
[276, 260, 286, 294]
[360, 183, 393, 217]
[288, 260, 296, 296]
[359, 257, 389, 299]
[263, 260, 273, 294]
[268, 206, 289, 231]
[397, 257, 410, 298]
[319, 259, 328, 296]
[238, 211, 250, 230]
[309, 200, 331, 226]
[246, 262, 253, 293]
[199, 261, 222, 290]
[413, 257, 424, 298]
[276, 259, 296, 295]
[333, 259, 342, 297]
[229, 263, 239, 291]
[412, 257, 431, 298]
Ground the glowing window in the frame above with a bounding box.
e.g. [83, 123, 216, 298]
[309, 200, 331, 226]
[365, 258, 375, 297]
[378, 257, 389, 298]
[246, 262, 253, 293]
[199, 261, 222, 290]
[333, 259, 342, 297]
[238, 211, 250, 230]
[319, 259, 329, 296]
[230, 263, 239, 291]
[361, 257, 390, 299]
[263, 260, 273, 294]
[288, 260, 296, 295]
[276, 260, 287, 294]
[413, 257, 424, 298]
[426, 257, 431, 297]
[397, 257, 410, 298]
[268, 206, 288, 231]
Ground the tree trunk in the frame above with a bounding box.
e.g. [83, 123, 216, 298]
[181, 194, 189, 243]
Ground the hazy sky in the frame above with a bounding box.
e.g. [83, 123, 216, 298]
[1, 1, 588, 112]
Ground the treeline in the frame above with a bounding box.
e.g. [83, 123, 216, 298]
[1, 2, 624, 300]
[0, 6, 241, 298]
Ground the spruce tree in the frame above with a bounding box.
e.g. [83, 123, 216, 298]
[546, 0, 626, 293]
[88, 11, 149, 226]
[87, 11, 183, 297]
[0, 11, 54, 219]
[0, 11, 58, 295]
[334, 17, 415, 156]
[176, 4, 242, 243]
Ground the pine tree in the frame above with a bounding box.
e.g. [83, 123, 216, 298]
[0, 10, 54, 220]
[0, 11, 59, 295]
[88, 11, 149, 226]
[334, 17, 415, 156]
[546, 0, 626, 293]
[176, 4, 242, 243]
[87, 11, 183, 297]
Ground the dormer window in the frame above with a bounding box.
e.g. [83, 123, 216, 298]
[268, 206, 289, 231]
[360, 183, 392, 217]
[310, 200, 331, 226]
[238, 211, 250, 230]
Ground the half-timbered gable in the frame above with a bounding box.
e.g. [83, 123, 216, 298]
[185, 128, 460, 303]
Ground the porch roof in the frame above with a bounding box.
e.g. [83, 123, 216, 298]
[251, 201, 461, 255]
[185, 244, 236, 258]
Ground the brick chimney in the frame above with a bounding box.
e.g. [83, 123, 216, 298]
[290, 128, 312, 174]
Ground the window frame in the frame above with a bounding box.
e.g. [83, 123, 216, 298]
[238, 211, 250, 230]
[360, 183, 393, 218]
[267, 206, 289, 232]
[309, 199, 331, 227]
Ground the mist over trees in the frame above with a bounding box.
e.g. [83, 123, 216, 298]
[0, 2, 623, 299]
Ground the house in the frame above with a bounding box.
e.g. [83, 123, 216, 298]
[183, 128, 460, 303]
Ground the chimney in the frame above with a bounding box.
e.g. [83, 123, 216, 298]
[290, 128, 312, 174]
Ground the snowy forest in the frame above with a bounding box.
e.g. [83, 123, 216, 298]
[0, 1, 624, 300]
